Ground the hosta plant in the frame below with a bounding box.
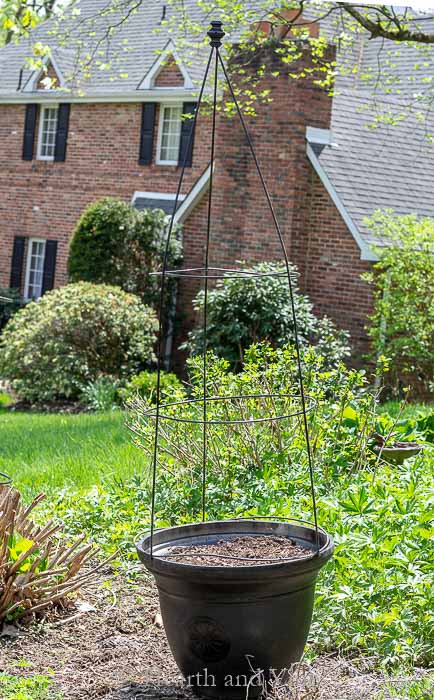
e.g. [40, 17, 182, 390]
[0, 485, 110, 624]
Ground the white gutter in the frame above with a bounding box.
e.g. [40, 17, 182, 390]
[174, 163, 212, 224]
[0, 89, 199, 104]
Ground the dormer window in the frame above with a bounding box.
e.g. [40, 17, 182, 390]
[37, 105, 59, 160]
[157, 105, 183, 165]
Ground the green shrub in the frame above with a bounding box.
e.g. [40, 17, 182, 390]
[128, 345, 433, 666]
[119, 369, 184, 405]
[131, 344, 379, 520]
[80, 376, 120, 412]
[182, 262, 350, 369]
[364, 211, 434, 396]
[0, 286, 21, 330]
[0, 283, 158, 403]
[68, 198, 182, 308]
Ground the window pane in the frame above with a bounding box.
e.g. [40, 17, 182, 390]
[160, 106, 182, 162]
[39, 107, 59, 158]
[26, 240, 46, 299]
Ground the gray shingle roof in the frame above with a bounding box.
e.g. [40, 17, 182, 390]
[0, 0, 210, 98]
[313, 89, 434, 250]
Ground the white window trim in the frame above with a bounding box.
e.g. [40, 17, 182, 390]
[138, 40, 193, 90]
[24, 238, 46, 301]
[23, 54, 66, 92]
[156, 103, 183, 166]
[36, 104, 59, 161]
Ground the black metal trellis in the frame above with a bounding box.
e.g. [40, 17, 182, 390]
[148, 20, 319, 560]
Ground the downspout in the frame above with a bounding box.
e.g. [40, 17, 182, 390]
[374, 267, 390, 388]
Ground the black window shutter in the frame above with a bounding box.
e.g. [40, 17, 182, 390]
[178, 102, 197, 167]
[54, 104, 71, 162]
[41, 240, 57, 294]
[9, 236, 26, 290]
[22, 104, 37, 161]
[139, 103, 156, 165]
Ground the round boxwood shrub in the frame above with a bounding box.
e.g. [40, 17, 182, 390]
[0, 283, 158, 403]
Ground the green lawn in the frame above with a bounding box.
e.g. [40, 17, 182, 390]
[1, 397, 431, 500]
[380, 400, 432, 420]
[0, 407, 146, 499]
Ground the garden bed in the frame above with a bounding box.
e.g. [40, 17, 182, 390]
[1, 571, 432, 700]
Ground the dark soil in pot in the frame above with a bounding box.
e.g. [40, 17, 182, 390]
[137, 520, 333, 700]
[166, 535, 311, 566]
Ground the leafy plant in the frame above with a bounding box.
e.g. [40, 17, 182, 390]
[0, 286, 21, 331]
[375, 677, 434, 699]
[183, 262, 350, 369]
[119, 370, 184, 406]
[68, 198, 182, 309]
[0, 283, 158, 403]
[343, 405, 428, 449]
[81, 376, 120, 412]
[49, 475, 150, 567]
[124, 344, 433, 667]
[0, 673, 63, 700]
[0, 391, 11, 408]
[0, 485, 111, 624]
[364, 212, 434, 397]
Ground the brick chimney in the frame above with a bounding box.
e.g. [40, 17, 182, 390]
[176, 38, 334, 361]
[208, 40, 334, 267]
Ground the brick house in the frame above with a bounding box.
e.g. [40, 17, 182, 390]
[0, 0, 433, 361]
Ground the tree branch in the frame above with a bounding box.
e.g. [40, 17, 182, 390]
[339, 3, 434, 44]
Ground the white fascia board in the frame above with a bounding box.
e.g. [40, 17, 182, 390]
[131, 191, 186, 204]
[138, 40, 194, 90]
[306, 141, 378, 262]
[173, 163, 213, 225]
[0, 89, 198, 104]
[22, 53, 66, 92]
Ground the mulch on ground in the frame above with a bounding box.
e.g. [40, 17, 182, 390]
[0, 570, 432, 699]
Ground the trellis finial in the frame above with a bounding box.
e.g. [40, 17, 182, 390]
[208, 20, 225, 47]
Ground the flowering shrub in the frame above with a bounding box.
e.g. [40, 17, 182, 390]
[0, 283, 157, 402]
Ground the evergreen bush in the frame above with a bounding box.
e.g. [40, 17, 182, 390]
[68, 198, 182, 309]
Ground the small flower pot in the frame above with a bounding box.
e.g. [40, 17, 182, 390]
[137, 519, 333, 699]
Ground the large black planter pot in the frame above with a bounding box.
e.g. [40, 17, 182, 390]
[137, 519, 333, 699]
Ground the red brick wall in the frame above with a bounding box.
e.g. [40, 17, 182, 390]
[291, 168, 373, 360]
[0, 102, 209, 291]
[154, 58, 185, 87]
